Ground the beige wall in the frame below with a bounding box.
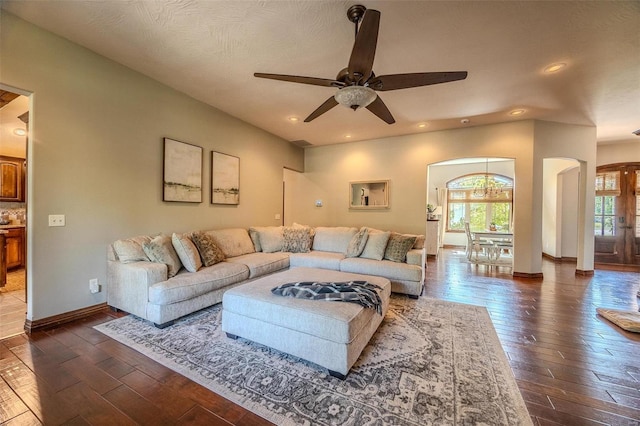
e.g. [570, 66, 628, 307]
[542, 159, 579, 258]
[1, 13, 304, 321]
[297, 120, 597, 275]
[597, 140, 640, 166]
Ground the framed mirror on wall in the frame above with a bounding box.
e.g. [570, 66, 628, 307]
[349, 180, 389, 209]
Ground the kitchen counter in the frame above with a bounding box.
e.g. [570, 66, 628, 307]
[0, 224, 25, 229]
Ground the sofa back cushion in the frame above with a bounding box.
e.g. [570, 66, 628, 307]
[206, 228, 255, 258]
[312, 226, 358, 253]
[249, 226, 284, 253]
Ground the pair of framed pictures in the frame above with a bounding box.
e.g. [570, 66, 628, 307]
[162, 137, 239, 205]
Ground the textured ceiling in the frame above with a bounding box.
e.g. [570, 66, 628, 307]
[2, 0, 639, 146]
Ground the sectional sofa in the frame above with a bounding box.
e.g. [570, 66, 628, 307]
[107, 225, 425, 328]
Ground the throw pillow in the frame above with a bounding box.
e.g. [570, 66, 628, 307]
[360, 230, 391, 261]
[113, 235, 152, 263]
[384, 233, 418, 263]
[142, 235, 182, 278]
[345, 227, 369, 257]
[171, 233, 202, 273]
[412, 235, 425, 249]
[282, 227, 313, 253]
[255, 226, 284, 253]
[206, 228, 255, 257]
[248, 228, 262, 252]
[191, 232, 225, 267]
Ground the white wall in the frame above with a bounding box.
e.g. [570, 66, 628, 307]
[560, 167, 579, 258]
[533, 121, 597, 272]
[1, 13, 304, 321]
[542, 159, 579, 258]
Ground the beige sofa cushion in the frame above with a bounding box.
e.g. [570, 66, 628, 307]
[312, 226, 358, 253]
[148, 262, 249, 305]
[206, 228, 255, 258]
[252, 226, 284, 253]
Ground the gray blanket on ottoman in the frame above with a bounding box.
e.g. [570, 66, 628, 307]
[271, 281, 383, 315]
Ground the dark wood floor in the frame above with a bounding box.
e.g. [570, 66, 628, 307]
[1, 249, 639, 425]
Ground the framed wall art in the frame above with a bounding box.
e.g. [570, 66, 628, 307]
[211, 151, 240, 205]
[163, 138, 203, 203]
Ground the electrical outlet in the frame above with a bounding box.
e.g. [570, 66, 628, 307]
[275, 213, 281, 220]
[48, 214, 65, 227]
[89, 278, 101, 293]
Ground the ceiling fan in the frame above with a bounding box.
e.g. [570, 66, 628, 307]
[254, 4, 468, 124]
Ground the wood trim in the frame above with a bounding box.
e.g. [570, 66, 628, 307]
[575, 269, 595, 276]
[24, 303, 109, 334]
[512, 271, 544, 279]
[542, 252, 577, 263]
[594, 262, 640, 272]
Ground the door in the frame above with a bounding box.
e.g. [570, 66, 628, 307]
[594, 163, 640, 267]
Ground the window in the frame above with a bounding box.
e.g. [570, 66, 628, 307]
[446, 173, 513, 232]
[594, 171, 619, 236]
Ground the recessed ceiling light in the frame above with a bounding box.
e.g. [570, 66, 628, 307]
[13, 128, 26, 136]
[345, 134, 352, 139]
[509, 109, 526, 116]
[288, 116, 299, 123]
[417, 123, 428, 128]
[544, 63, 567, 74]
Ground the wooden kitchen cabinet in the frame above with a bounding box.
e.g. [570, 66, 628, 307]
[5, 227, 25, 270]
[0, 156, 26, 202]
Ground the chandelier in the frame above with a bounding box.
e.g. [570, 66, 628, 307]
[473, 159, 503, 198]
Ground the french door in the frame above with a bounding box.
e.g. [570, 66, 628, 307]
[594, 163, 640, 268]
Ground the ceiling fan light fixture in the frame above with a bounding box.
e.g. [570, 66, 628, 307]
[334, 86, 377, 110]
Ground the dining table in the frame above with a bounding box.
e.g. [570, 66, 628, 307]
[473, 231, 513, 263]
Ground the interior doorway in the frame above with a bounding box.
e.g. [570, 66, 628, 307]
[594, 163, 640, 270]
[0, 86, 29, 338]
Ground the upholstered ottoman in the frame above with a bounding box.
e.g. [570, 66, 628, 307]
[221, 267, 391, 379]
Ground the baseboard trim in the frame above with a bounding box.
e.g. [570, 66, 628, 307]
[542, 253, 578, 263]
[575, 269, 595, 276]
[594, 263, 640, 272]
[24, 303, 109, 334]
[512, 271, 544, 279]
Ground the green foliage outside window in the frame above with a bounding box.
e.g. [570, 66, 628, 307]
[446, 173, 513, 233]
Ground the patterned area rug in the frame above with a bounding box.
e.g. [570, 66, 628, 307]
[95, 295, 532, 425]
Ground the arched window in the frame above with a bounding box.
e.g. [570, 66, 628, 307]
[446, 173, 513, 232]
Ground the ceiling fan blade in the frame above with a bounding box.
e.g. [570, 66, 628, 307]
[347, 9, 380, 83]
[366, 96, 395, 124]
[304, 96, 339, 122]
[369, 71, 468, 91]
[254, 73, 342, 88]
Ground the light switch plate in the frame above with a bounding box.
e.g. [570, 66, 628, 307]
[48, 214, 65, 227]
